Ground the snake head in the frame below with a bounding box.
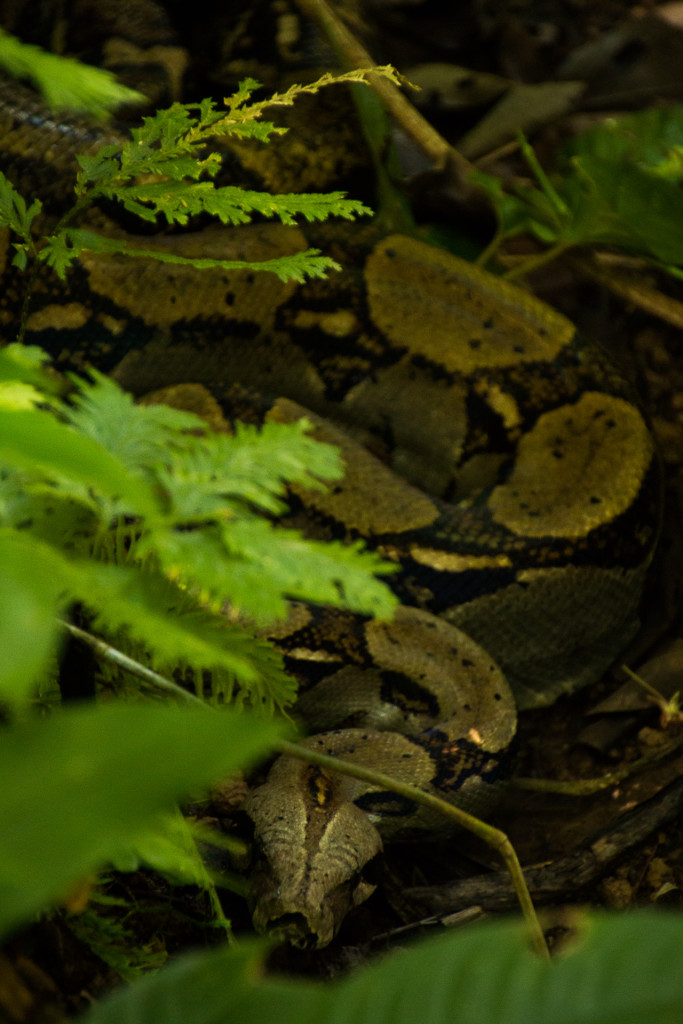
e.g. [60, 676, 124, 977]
[245, 757, 383, 949]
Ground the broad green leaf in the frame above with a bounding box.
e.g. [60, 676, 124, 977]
[0, 381, 46, 410]
[474, 107, 683, 269]
[78, 912, 683, 1024]
[558, 138, 683, 263]
[0, 702, 287, 938]
[116, 809, 216, 891]
[77, 941, 318, 1024]
[0, 530, 67, 704]
[565, 107, 683, 179]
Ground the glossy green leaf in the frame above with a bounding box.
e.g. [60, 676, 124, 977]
[0, 702, 286, 938]
[0, 530, 66, 703]
[79, 913, 683, 1024]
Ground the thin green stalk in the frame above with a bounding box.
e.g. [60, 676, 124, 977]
[504, 241, 571, 280]
[518, 131, 569, 219]
[515, 733, 683, 795]
[275, 736, 550, 960]
[16, 193, 96, 343]
[58, 620, 206, 707]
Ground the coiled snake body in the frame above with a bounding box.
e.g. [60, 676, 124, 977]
[0, 76, 660, 948]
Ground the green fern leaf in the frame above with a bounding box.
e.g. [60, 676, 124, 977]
[66, 372, 205, 468]
[144, 519, 396, 626]
[77, 564, 292, 700]
[0, 170, 42, 239]
[0, 28, 145, 116]
[0, 407, 159, 519]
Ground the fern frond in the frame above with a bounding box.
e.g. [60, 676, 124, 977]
[65, 373, 343, 498]
[65, 371, 205, 466]
[0, 28, 145, 116]
[40, 227, 342, 283]
[0, 406, 159, 520]
[2, 67, 402, 286]
[143, 519, 397, 626]
[74, 69, 400, 197]
[154, 417, 344, 519]
[0, 355, 396, 709]
[0, 171, 42, 241]
[78, 564, 290, 695]
[226, 67, 404, 123]
[99, 181, 371, 228]
[0, 524, 298, 711]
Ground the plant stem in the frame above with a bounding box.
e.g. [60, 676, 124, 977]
[504, 241, 571, 280]
[275, 737, 550, 959]
[58, 620, 206, 707]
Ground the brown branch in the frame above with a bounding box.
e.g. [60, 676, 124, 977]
[404, 774, 683, 915]
[292, 0, 479, 195]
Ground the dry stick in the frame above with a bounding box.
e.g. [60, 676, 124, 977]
[292, 0, 475, 185]
[59, 619, 549, 959]
[569, 254, 683, 331]
[405, 773, 683, 916]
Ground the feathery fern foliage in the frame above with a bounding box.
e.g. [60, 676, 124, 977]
[0, 344, 397, 711]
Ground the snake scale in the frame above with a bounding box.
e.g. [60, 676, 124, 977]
[0, 58, 660, 947]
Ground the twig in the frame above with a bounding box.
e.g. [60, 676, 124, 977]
[293, 0, 475, 184]
[58, 619, 206, 707]
[514, 732, 683, 795]
[570, 254, 683, 330]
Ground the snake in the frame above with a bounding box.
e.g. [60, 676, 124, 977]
[0, 57, 661, 948]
